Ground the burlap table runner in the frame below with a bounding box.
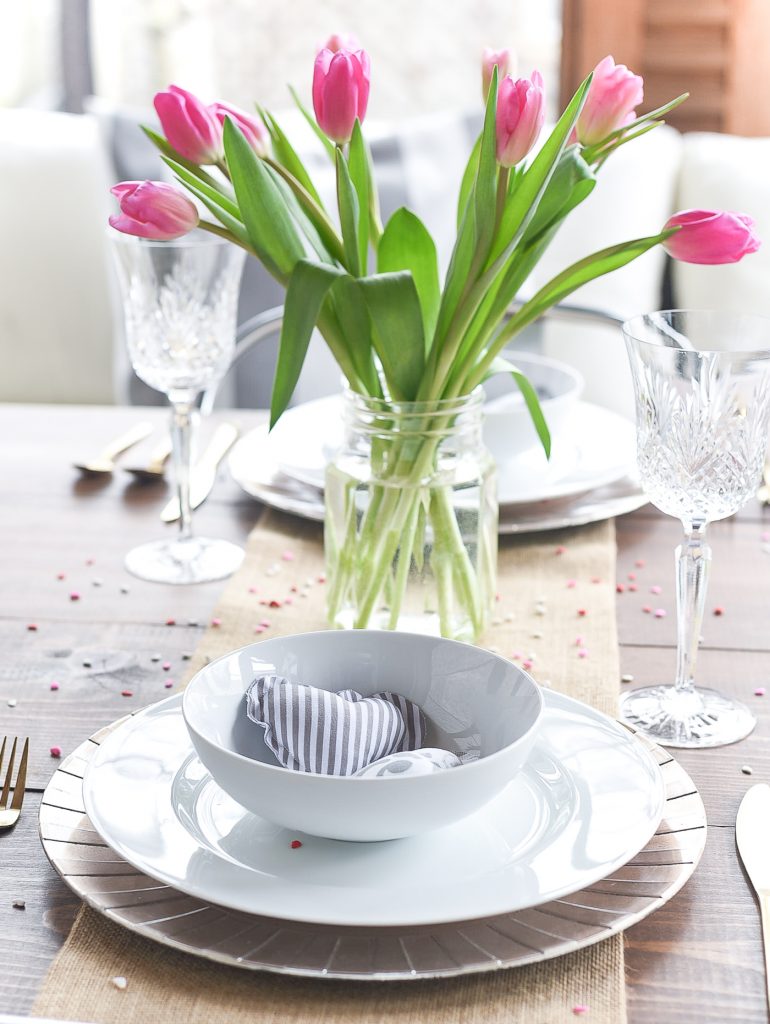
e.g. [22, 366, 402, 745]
[34, 510, 625, 1024]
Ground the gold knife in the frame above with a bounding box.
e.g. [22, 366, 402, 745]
[160, 423, 239, 523]
[736, 782, 770, 1010]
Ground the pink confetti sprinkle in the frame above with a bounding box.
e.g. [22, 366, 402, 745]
[121, 689, 133, 697]
[290, 585, 299, 593]
[650, 585, 662, 594]
[575, 636, 585, 646]
[284, 597, 294, 606]
[317, 574, 327, 584]
[69, 591, 81, 601]
[85, 558, 95, 566]
[578, 648, 589, 658]
[591, 576, 601, 584]
[642, 605, 652, 613]
[555, 545, 566, 555]
[714, 605, 725, 616]
[522, 659, 534, 670]
[259, 599, 268, 606]
[248, 586, 257, 594]
[654, 608, 667, 618]
[754, 687, 766, 697]
[281, 550, 295, 562]
[50, 681, 59, 691]
[56, 572, 66, 580]
[164, 679, 174, 689]
[511, 651, 522, 660]
[165, 618, 176, 626]
[635, 559, 645, 568]
[577, 608, 587, 617]
[572, 1007, 589, 1017]
[254, 626, 266, 635]
[50, 746, 62, 758]
[162, 661, 171, 671]
[763, 531, 770, 542]
[27, 623, 38, 632]
[259, 619, 271, 628]
[566, 579, 576, 589]
[211, 617, 222, 627]
[628, 583, 638, 592]
[290, 839, 303, 849]
[627, 572, 636, 581]
[616, 583, 625, 593]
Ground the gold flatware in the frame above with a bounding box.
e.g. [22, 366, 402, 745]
[736, 783, 770, 1010]
[73, 422, 154, 475]
[160, 422, 239, 523]
[124, 433, 173, 480]
[0, 736, 29, 830]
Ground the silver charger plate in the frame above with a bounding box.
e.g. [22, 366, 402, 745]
[227, 423, 648, 535]
[40, 712, 705, 981]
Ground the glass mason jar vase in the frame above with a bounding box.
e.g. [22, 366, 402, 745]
[324, 388, 498, 642]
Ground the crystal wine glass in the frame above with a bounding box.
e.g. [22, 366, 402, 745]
[110, 230, 246, 584]
[621, 310, 770, 747]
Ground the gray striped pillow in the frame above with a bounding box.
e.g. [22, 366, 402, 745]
[246, 675, 426, 776]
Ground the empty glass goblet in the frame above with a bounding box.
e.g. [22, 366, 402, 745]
[621, 310, 770, 747]
[110, 230, 246, 584]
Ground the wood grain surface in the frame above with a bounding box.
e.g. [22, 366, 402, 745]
[1, 403, 769, 1021]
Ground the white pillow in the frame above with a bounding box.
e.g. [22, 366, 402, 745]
[673, 132, 770, 314]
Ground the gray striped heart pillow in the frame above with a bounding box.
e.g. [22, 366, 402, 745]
[245, 675, 427, 776]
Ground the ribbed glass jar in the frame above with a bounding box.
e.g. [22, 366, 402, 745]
[324, 388, 497, 641]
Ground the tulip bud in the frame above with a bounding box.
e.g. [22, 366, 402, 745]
[576, 56, 643, 147]
[662, 209, 761, 265]
[210, 102, 270, 158]
[495, 71, 545, 168]
[153, 85, 223, 164]
[312, 47, 370, 145]
[109, 181, 199, 240]
[482, 47, 513, 101]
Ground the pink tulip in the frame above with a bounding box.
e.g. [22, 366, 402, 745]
[495, 71, 545, 168]
[154, 85, 222, 164]
[576, 56, 643, 146]
[109, 181, 199, 240]
[662, 209, 761, 265]
[482, 47, 513, 101]
[321, 32, 362, 54]
[210, 101, 270, 158]
[312, 47, 370, 144]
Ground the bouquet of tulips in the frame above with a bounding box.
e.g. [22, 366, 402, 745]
[111, 40, 760, 640]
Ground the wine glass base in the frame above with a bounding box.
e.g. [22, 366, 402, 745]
[620, 684, 756, 748]
[125, 537, 244, 585]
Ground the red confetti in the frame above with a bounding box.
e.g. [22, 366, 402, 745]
[121, 689, 133, 697]
[642, 605, 652, 613]
[290, 839, 303, 849]
[616, 583, 625, 593]
[577, 609, 587, 617]
[522, 659, 534, 670]
[56, 572, 66, 580]
[269, 599, 282, 608]
[50, 746, 62, 758]
[290, 585, 299, 593]
[628, 583, 638, 592]
[572, 1007, 589, 1018]
[50, 681, 60, 691]
[713, 606, 724, 616]
[627, 572, 636, 581]
[26, 623, 38, 632]
[317, 574, 327, 583]
[211, 617, 222, 627]
[165, 618, 176, 626]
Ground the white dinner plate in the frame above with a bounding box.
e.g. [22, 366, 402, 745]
[234, 397, 636, 508]
[83, 690, 664, 929]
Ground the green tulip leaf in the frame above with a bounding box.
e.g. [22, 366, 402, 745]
[348, 120, 371, 273]
[457, 134, 481, 228]
[336, 148, 362, 276]
[357, 272, 425, 401]
[271, 260, 345, 428]
[482, 356, 551, 457]
[377, 208, 440, 348]
[260, 107, 324, 207]
[288, 84, 336, 161]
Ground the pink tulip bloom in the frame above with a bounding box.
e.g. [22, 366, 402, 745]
[576, 56, 643, 146]
[662, 209, 761, 264]
[211, 101, 270, 158]
[109, 181, 199, 240]
[312, 47, 370, 144]
[482, 47, 513, 101]
[154, 85, 223, 164]
[321, 32, 362, 54]
[495, 71, 545, 168]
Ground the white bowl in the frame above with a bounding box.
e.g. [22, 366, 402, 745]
[482, 350, 584, 464]
[183, 630, 544, 842]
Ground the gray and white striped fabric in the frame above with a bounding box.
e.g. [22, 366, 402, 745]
[246, 675, 427, 776]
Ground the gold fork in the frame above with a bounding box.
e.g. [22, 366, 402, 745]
[0, 736, 29, 830]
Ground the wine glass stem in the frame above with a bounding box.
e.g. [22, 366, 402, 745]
[170, 398, 196, 541]
[675, 522, 711, 695]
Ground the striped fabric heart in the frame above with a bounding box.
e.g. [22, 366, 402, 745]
[245, 675, 426, 776]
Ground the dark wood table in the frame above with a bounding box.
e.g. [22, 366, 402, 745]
[1, 403, 769, 1022]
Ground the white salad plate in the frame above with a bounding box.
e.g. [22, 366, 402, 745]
[252, 394, 636, 507]
[82, 690, 664, 929]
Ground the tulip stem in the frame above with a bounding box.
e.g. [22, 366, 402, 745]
[198, 220, 257, 256]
